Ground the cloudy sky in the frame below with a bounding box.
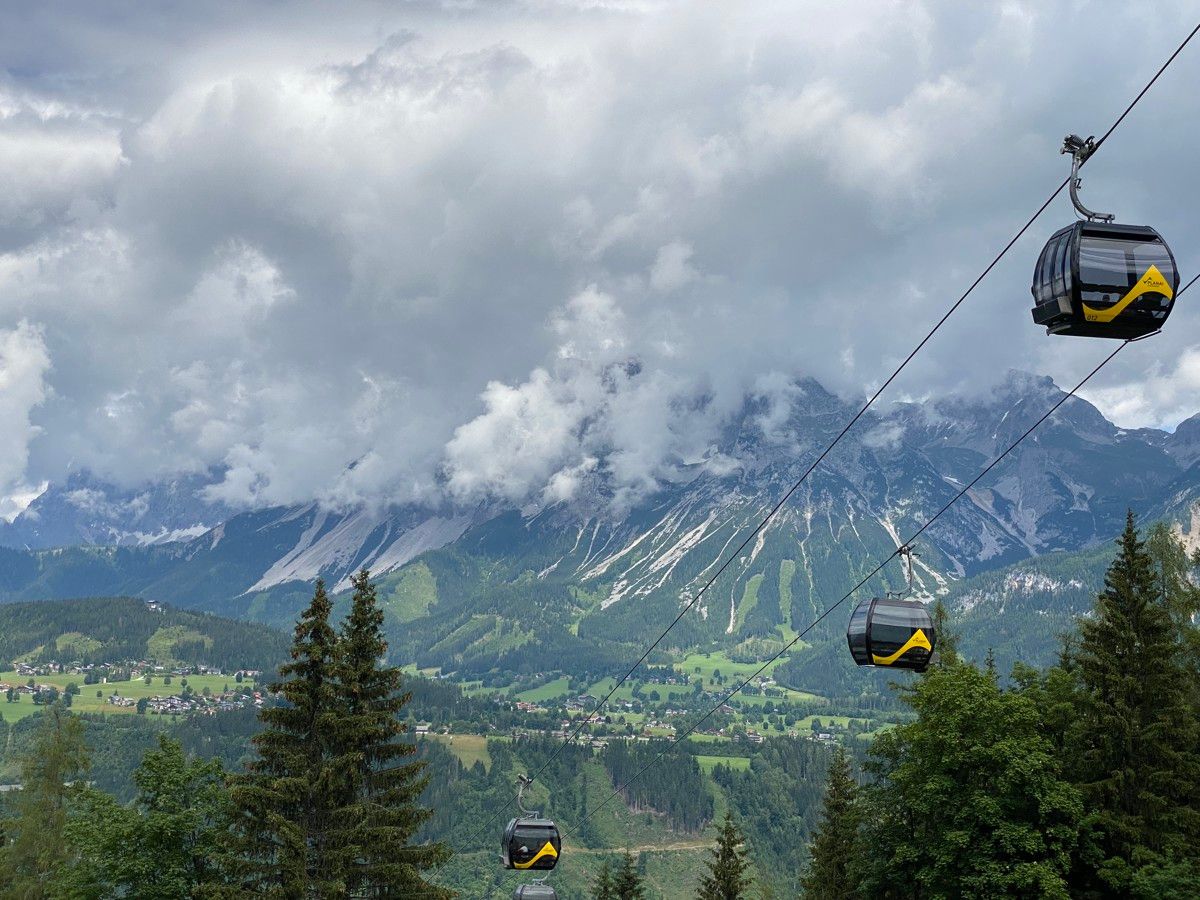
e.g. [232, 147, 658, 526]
[1, 0, 1198, 517]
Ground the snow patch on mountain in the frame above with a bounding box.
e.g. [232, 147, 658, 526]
[127, 524, 213, 545]
[953, 569, 1085, 613]
[600, 509, 721, 609]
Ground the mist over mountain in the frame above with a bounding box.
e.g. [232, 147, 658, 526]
[4, 2, 1200, 530]
[1, 370, 1196, 680]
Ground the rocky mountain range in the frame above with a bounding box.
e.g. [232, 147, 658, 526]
[2, 371, 1197, 680]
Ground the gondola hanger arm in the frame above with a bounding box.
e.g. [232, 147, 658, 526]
[1062, 134, 1114, 223]
[887, 544, 918, 600]
[516, 774, 539, 817]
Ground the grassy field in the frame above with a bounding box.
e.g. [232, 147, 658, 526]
[515, 675, 573, 702]
[55, 632, 103, 657]
[733, 573, 764, 633]
[425, 733, 493, 770]
[777, 558, 798, 640]
[695, 754, 751, 774]
[0, 671, 256, 722]
[584, 677, 641, 705]
[145, 626, 210, 662]
[672, 650, 819, 702]
[796, 714, 868, 730]
[380, 562, 439, 623]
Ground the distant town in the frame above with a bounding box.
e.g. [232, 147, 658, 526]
[1, 657, 264, 717]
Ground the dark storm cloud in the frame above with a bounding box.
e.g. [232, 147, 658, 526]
[1, 1, 1198, 514]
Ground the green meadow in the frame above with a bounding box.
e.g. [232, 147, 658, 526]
[0, 671, 257, 722]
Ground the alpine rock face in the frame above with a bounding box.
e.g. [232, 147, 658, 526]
[1, 371, 1197, 672]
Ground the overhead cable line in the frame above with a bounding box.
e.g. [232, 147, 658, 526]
[422, 19, 1200, 887]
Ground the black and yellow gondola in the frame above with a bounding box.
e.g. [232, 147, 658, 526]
[846, 596, 936, 672]
[1031, 221, 1178, 339]
[1031, 134, 1179, 339]
[502, 817, 561, 871]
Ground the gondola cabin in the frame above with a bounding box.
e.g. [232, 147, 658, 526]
[1031, 221, 1178, 339]
[502, 817, 561, 871]
[846, 597, 935, 672]
[514, 884, 558, 899]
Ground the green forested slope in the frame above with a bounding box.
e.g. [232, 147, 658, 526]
[0, 597, 289, 671]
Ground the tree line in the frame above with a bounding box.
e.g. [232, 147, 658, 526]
[584, 813, 754, 900]
[801, 514, 1200, 899]
[0, 571, 448, 898]
[600, 740, 713, 833]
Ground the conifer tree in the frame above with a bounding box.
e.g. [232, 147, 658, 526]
[1145, 521, 1200, 684]
[0, 703, 90, 898]
[592, 858, 616, 900]
[800, 748, 859, 899]
[613, 850, 645, 899]
[930, 599, 958, 666]
[698, 813, 753, 899]
[332, 568, 450, 897]
[1069, 512, 1200, 894]
[224, 579, 345, 896]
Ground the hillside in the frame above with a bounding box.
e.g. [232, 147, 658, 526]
[0, 597, 289, 672]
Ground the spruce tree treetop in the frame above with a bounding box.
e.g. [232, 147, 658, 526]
[930, 598, 959, 667]
[613, 850, 646, 900]
[224, 578, 346, 896]
[698, 813, 753, 900]
[592, 858, 616, 900]
[800, 748, 859, 900]
[1145, 520, 1200, 684]
[1070, 511, 1200, 891]
[332, 567, 450, 898]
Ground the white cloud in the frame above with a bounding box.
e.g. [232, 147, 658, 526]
[649, 240, 697, 292]
[0, 321, 51, 516]
[750, 372, 806, 442]
[0, 87, 125, 250]
[863, 422, 906, 451]
[1, 0, 1199, 512]
[445, 286, 719, 511]
[1082, 346, 1200, 430]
